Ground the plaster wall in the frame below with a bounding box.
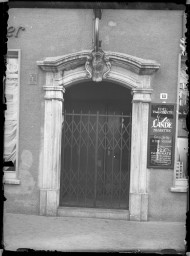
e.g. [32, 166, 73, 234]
[5, 8, 186, 220]
[7, 9, 183, 103]
[100, 10, 183, 103]
[148, 169, 187, 221]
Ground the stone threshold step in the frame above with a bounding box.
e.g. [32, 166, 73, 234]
[58, 207, 130, 220]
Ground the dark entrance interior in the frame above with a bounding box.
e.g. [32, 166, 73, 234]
[60, 81, 132, 209]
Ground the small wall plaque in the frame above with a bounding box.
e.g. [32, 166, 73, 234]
[160, 93, 168, 100]
[29, 74, 37, 85]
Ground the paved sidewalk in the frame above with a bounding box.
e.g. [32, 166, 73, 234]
[3, 213, 186, 252]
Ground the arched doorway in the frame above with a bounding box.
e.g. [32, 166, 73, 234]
[60, 81, 132, 209]
[37, 50, 160, 220]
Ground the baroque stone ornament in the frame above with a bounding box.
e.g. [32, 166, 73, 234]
[37, 50, 160, 218]
[85, 49, 111, 82]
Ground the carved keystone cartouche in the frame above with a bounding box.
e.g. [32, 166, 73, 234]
[85, 49, 111, 82]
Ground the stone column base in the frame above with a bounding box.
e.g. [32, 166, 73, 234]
[129, 193, 148, 221]
[40, 189, 59, 216]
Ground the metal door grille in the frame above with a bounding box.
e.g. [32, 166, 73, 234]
[60, 111, 131, 209]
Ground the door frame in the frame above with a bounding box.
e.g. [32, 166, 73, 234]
[37, 50, 160, 221]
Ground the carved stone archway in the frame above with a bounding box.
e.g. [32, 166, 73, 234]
[37, 50, 160, 221]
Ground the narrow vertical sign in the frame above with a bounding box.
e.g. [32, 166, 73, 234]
[147, 104, 176, 169]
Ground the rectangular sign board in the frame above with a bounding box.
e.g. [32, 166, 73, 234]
[147, 104, 176, 169]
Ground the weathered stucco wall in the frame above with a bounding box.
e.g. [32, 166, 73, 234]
[5, 8, 187, 220]
[148, 169, 187, 221]
[5, 8, 93, 215]
[100, 10, 183, 104]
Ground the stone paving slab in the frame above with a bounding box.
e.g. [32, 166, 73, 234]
[3, 213, 186, 252]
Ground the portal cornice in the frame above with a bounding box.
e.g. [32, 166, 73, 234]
[105, 52, 160, 75]
[43, 85, 65, 101]
[132, 88, 153, 103]
[132, 88, 153, 94]
[43, 85, 65, 92]
[37, 51, 91, 72]
[37, 50, 160, 76]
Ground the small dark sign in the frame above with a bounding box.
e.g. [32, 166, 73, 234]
[29, 74, 37, 85]
[147, 104, 176, 169]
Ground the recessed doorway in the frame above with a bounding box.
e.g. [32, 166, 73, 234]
[59, 81, 132, 210]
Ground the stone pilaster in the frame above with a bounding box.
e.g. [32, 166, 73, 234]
[129, 89, 152, 221]
[40, 72, 65, 216]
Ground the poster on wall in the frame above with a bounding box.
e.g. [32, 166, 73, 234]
[147, 104, 176, 169]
